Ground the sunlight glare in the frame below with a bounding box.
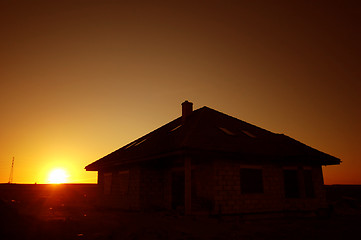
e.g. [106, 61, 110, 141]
[48, 168, 69, 184]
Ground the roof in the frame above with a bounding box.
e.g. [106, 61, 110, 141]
[85, 106, 340, 170]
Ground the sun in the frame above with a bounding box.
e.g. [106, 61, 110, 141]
[48, 168, 69, 184]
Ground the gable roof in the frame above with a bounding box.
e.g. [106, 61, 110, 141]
[85, 106, 340, 170]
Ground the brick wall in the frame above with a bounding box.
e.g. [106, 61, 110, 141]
[283, 166, 327, 211]
[97, 159, 327, 214]
[213, 159, 327, 214]
[214, 160, 242, 214]
[98, 166, 141, 210]
[139, 166, 166, 209]
[127, 166, 141, 210]
[192, 163, 214, 212]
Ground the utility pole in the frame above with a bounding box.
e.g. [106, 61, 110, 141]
[8, 157, 14, 184]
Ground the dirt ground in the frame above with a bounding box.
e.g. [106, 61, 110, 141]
[1, 184, 361, 239]
[2, 206, 361, 240]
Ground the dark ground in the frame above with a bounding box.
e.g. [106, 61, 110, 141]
[1, 184, 361, 240]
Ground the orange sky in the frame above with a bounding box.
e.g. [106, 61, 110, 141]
[0, 0, 360, 184]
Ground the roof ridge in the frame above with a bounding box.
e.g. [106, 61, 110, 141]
[198, 106, 278, 136]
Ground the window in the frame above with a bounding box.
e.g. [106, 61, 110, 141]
[125, 138, 147, 149]
[283, 170, 300, 198]
[240, 168, 264, 194]
[170, 125, 182, 132]
[104, 172, 112, 195]
[118, 170, 129, 196]
[241, 130, 256, 138]
[219, 127, 236, 136]
[304, 170, 315, 198]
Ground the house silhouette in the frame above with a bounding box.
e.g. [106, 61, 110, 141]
[85, 101, 340, 215]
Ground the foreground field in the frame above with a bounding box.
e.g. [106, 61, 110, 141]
[1, 184, 361, 239]
[2, 208, 361, 240]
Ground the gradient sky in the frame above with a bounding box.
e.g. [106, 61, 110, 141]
[0, 0, 360, 184]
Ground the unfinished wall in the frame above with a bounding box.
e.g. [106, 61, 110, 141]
[97, 158, 327, 214]
[283, 165, 327, 211]
[191, 163, 214, 212]
[213, 159, 327, 214]
[110, 170, 130, 208]
[128, 166, 141, 210]
[139, 166, 166, 210]
[98, 165, 141, 210]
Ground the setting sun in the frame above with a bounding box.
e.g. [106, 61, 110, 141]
[48, 169, 69, 184]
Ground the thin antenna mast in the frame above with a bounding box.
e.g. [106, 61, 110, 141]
[8, 157, 14, 184]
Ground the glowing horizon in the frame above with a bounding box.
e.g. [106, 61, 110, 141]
[0, 1, 360, 185]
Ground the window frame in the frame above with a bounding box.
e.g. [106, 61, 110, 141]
[103, 172, 112, 195]
[303, 169, 315, 198]
[240, 167, 264, 194]
[117, 170, 130, 196]
[283, 169, 300, 198]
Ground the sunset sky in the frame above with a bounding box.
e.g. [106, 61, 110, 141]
[0, 0, 360, 184]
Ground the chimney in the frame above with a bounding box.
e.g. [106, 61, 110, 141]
[182, 100, 193, 122]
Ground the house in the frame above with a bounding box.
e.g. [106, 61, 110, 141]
[85, 101, 340, 215]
